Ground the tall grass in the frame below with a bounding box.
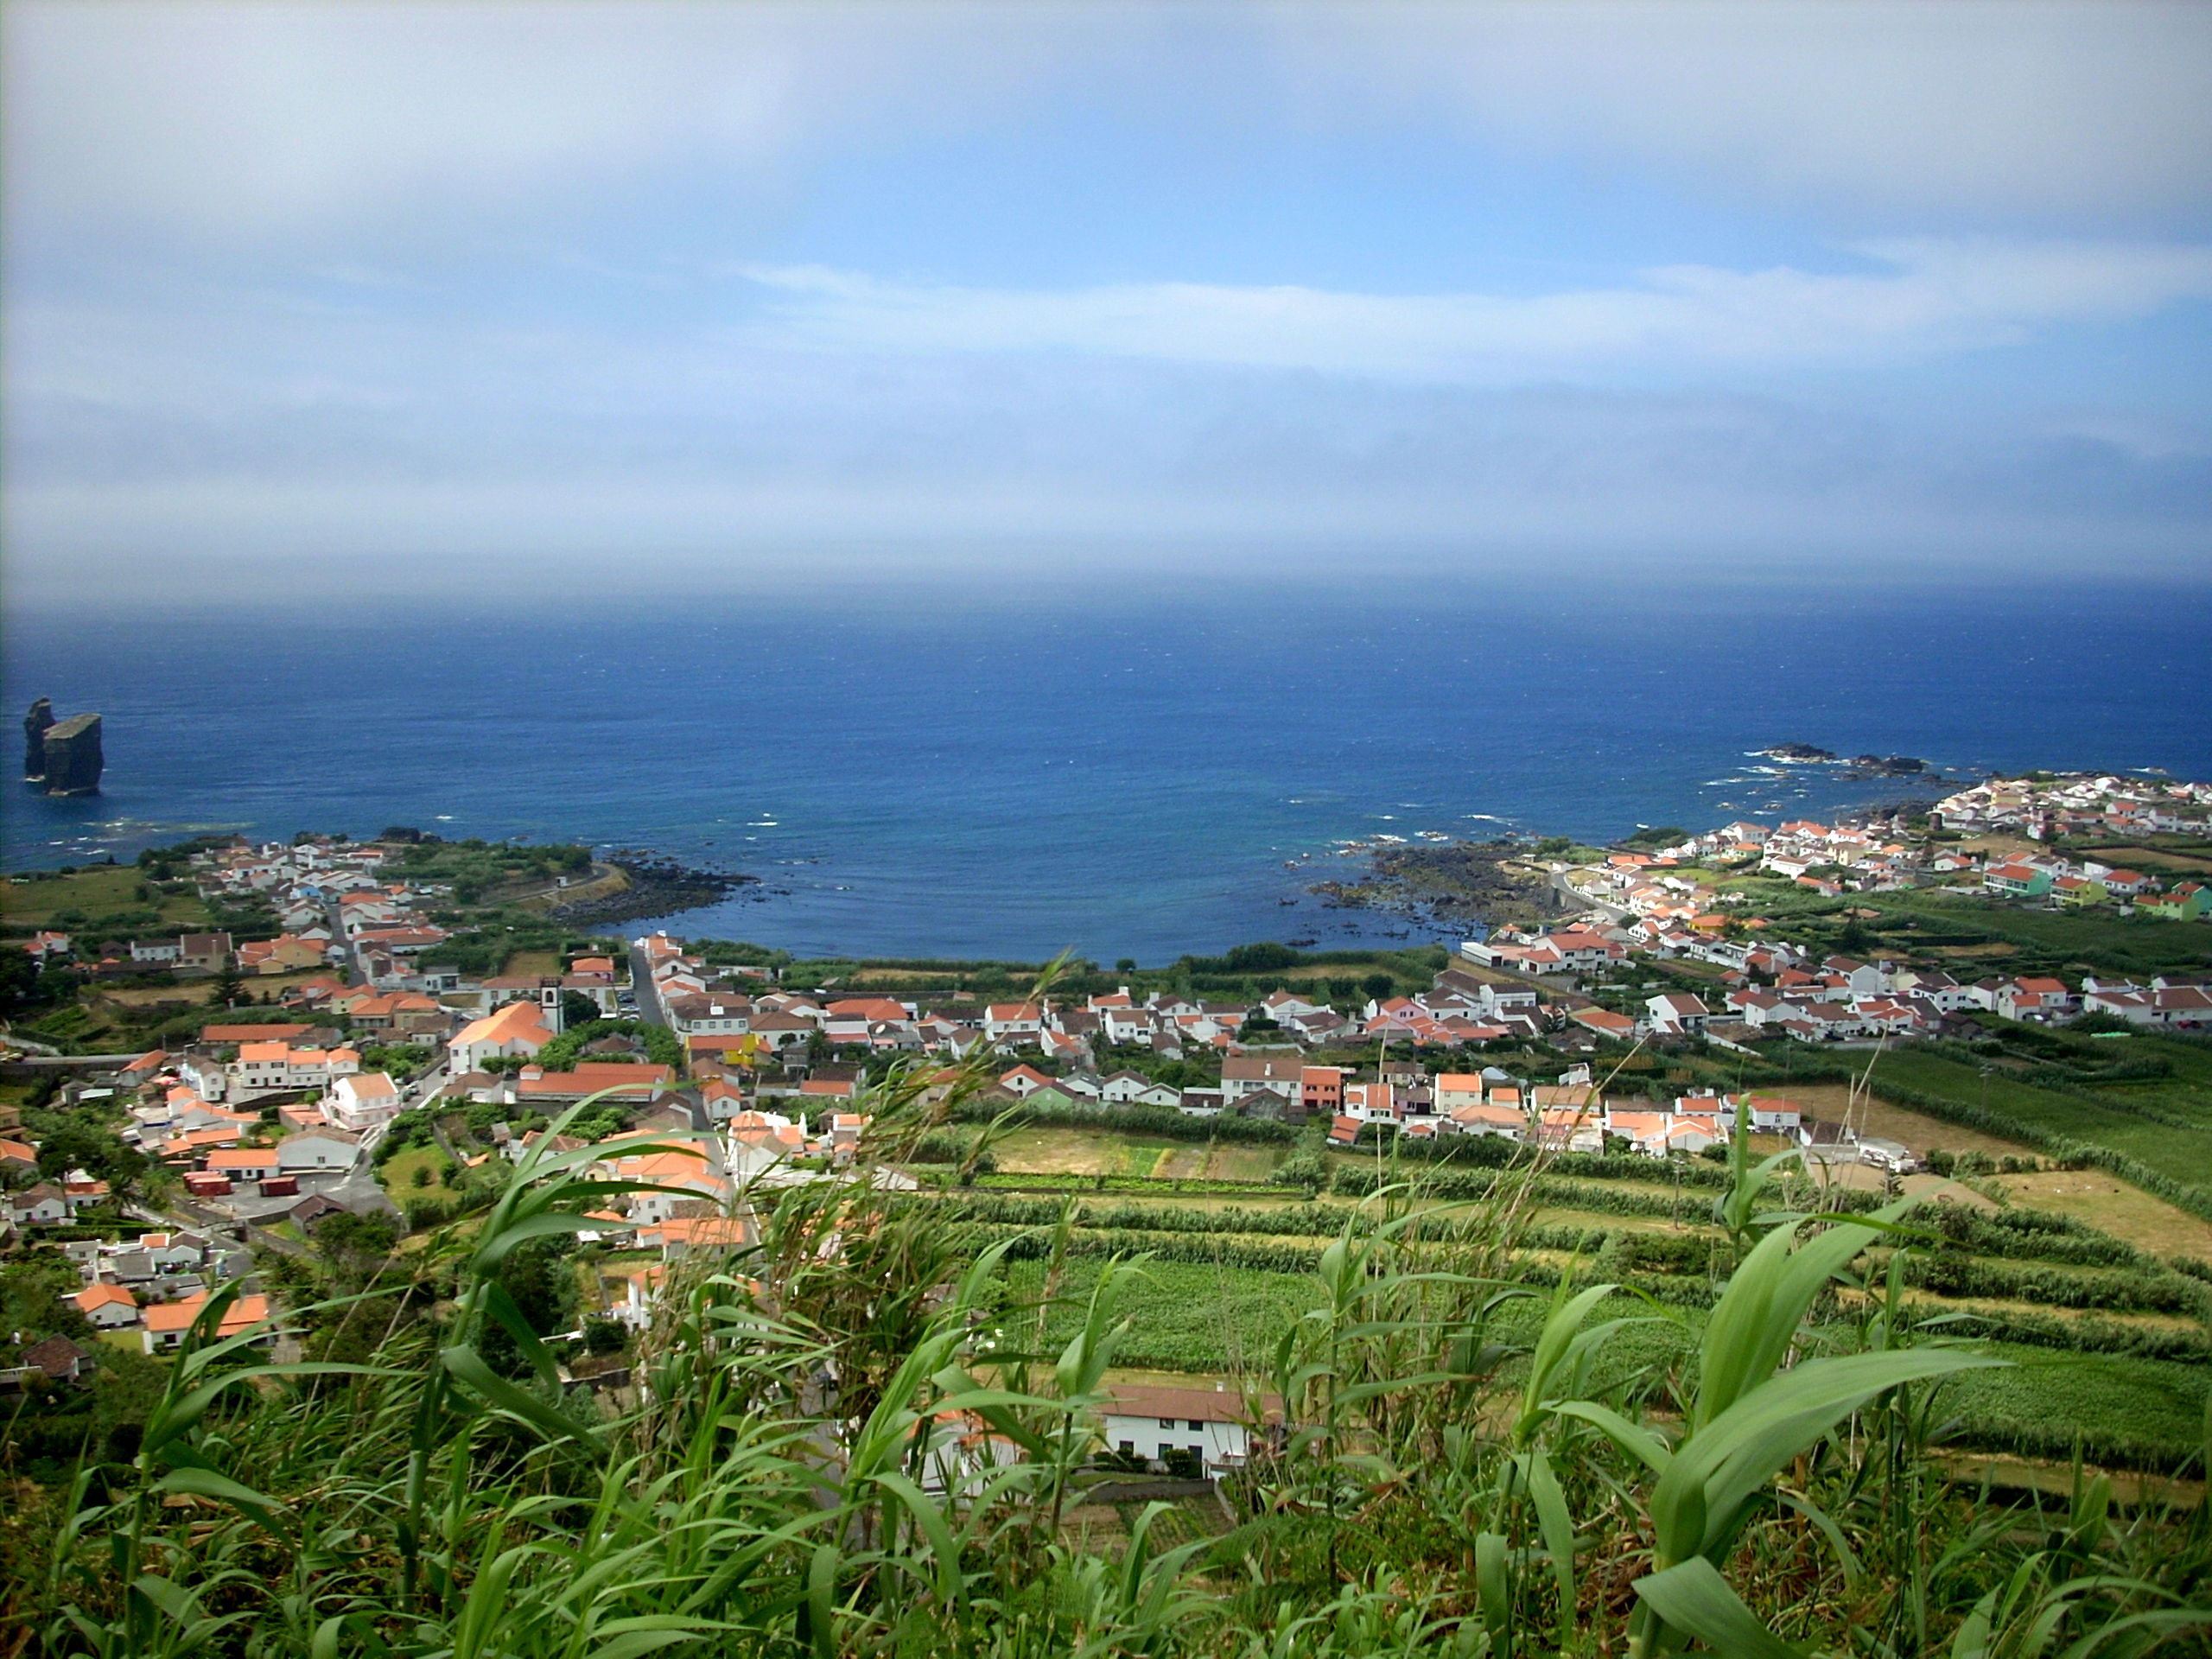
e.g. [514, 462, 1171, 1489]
[10, 1039, 2210, 1659]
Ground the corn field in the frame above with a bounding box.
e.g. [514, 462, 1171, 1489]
[5, 1058, 2209, 1659]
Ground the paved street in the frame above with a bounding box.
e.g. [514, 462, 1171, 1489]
[627, 938, 667, 1027]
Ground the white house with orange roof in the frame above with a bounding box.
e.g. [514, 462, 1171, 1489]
[982, 1002, 1044, 1043]
[205, 1146, 282, 1190]
[1431, 1074, 1488, 1114]
[448, 1001, 552, 1072]
[1340, 1080, 1398, 1124]
[1444, 1101, 1525, 1138]
[71, 1283, 142, 1330]
[143, 1292, 273, 1354]
[724, 1111, 808, 1178]
[593, 1135, 732, 1224]
[227, 1041, 360, 1095]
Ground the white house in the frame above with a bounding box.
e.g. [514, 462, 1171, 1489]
[1098, 1384, 1270, 1476]
[660, 995, 753, 1036]
[1645, 994, 1711, 1034]
[1096, 1007, 1156, 1046]
[448, 1001, 552, 1072]
[8, 1185, 71, 1226]
[228, 1041, 360, 1094]
[179, 1052, 229, 1102]
[982, 1003, 1045, 1044]
[327, 1072, 404, 1133]
[1099, 1070, 1178, 1108]
[1713, 1094, 1804, 1134]
[71, 1284, 143, 1330]
[1218, 1056, 1307, 1103]
[276, 1131, 362, 1174]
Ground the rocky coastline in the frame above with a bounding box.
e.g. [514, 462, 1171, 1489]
[1306, 837, 1567, 932]
[1753, 743, 1955, 780]
[543, 852, 759, 928]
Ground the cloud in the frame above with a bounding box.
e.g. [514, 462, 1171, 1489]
[2, 1, 1096, 241]
[8, 1, 2208, 251]
[7, 276, 2205, 609]
[4, 3, 2207, 604]
[728, 240, 2212, 379]
[1263, 1, 2212, 226]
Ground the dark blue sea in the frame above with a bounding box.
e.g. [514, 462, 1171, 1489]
[6, 575, 2209, 963]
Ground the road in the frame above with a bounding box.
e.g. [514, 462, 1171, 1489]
[626, 938, 667, 1027]
[1550, 868, 1632, 922]
[325, 891, 363, 984]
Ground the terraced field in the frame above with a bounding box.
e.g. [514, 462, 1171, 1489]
[934, 1123, 2212, 1473]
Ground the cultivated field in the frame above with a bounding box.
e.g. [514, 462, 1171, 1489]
[3, 863, 212, 931]
[990, 1127, 1288, 1183]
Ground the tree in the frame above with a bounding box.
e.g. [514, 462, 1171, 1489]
[0, 945, 39, 1017]
[1, 1250, 92, 1343]
[1220, 942, 1300, 973]
[560, 990, 601, 1030]
[208, 957, 244, 1008]
[309, 1211, 402, 1292]
[35, 1121, 150, 1201]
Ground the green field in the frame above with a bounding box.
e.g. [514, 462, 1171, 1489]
[2, 862, 213, 936]
[941, 1105, 2212, 1474]
[990, 1126, 1289, 1183]
[1707, 876, 2212, 978]
[378, 1144, 462, 1204]
[998, 1252, 2208, 1470]
[1861, 889, 2211, 973]
[1876, 1045, 2212, 1197]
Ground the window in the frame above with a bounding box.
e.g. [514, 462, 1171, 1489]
[1187, 1420, 1205, 1431]
[1158, 1417, 1175, 1428]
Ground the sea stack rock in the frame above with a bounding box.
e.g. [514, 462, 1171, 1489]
[41, 713, 104, 797]
[23, 697, 54, 780]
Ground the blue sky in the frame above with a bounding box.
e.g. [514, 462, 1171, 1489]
[5, 1, 2210, 604]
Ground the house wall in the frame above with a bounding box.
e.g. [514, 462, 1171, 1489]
[1098, 1412, 1253, 1471]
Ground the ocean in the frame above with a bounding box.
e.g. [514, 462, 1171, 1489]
[5, 575, 2209, 963]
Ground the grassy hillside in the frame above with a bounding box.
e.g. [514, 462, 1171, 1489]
[8, 1072, 2208, 1659]
[1872, 1044, 2212, 1203]
[1, 863, 212, 937]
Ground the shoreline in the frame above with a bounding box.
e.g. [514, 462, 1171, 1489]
[541, 852, 759, 930]
[1305, 837, 1568, 935]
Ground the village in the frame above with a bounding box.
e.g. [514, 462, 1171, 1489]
[3, 780, 2210, 1468]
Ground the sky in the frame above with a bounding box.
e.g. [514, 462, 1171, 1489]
[5, 0, 2211, 606]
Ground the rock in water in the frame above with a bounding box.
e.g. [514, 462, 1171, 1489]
[41, 713, 104, 796]
[23, 697, 54, 780]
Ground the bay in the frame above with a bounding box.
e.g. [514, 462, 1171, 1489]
[5, 575, 2208, 963]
